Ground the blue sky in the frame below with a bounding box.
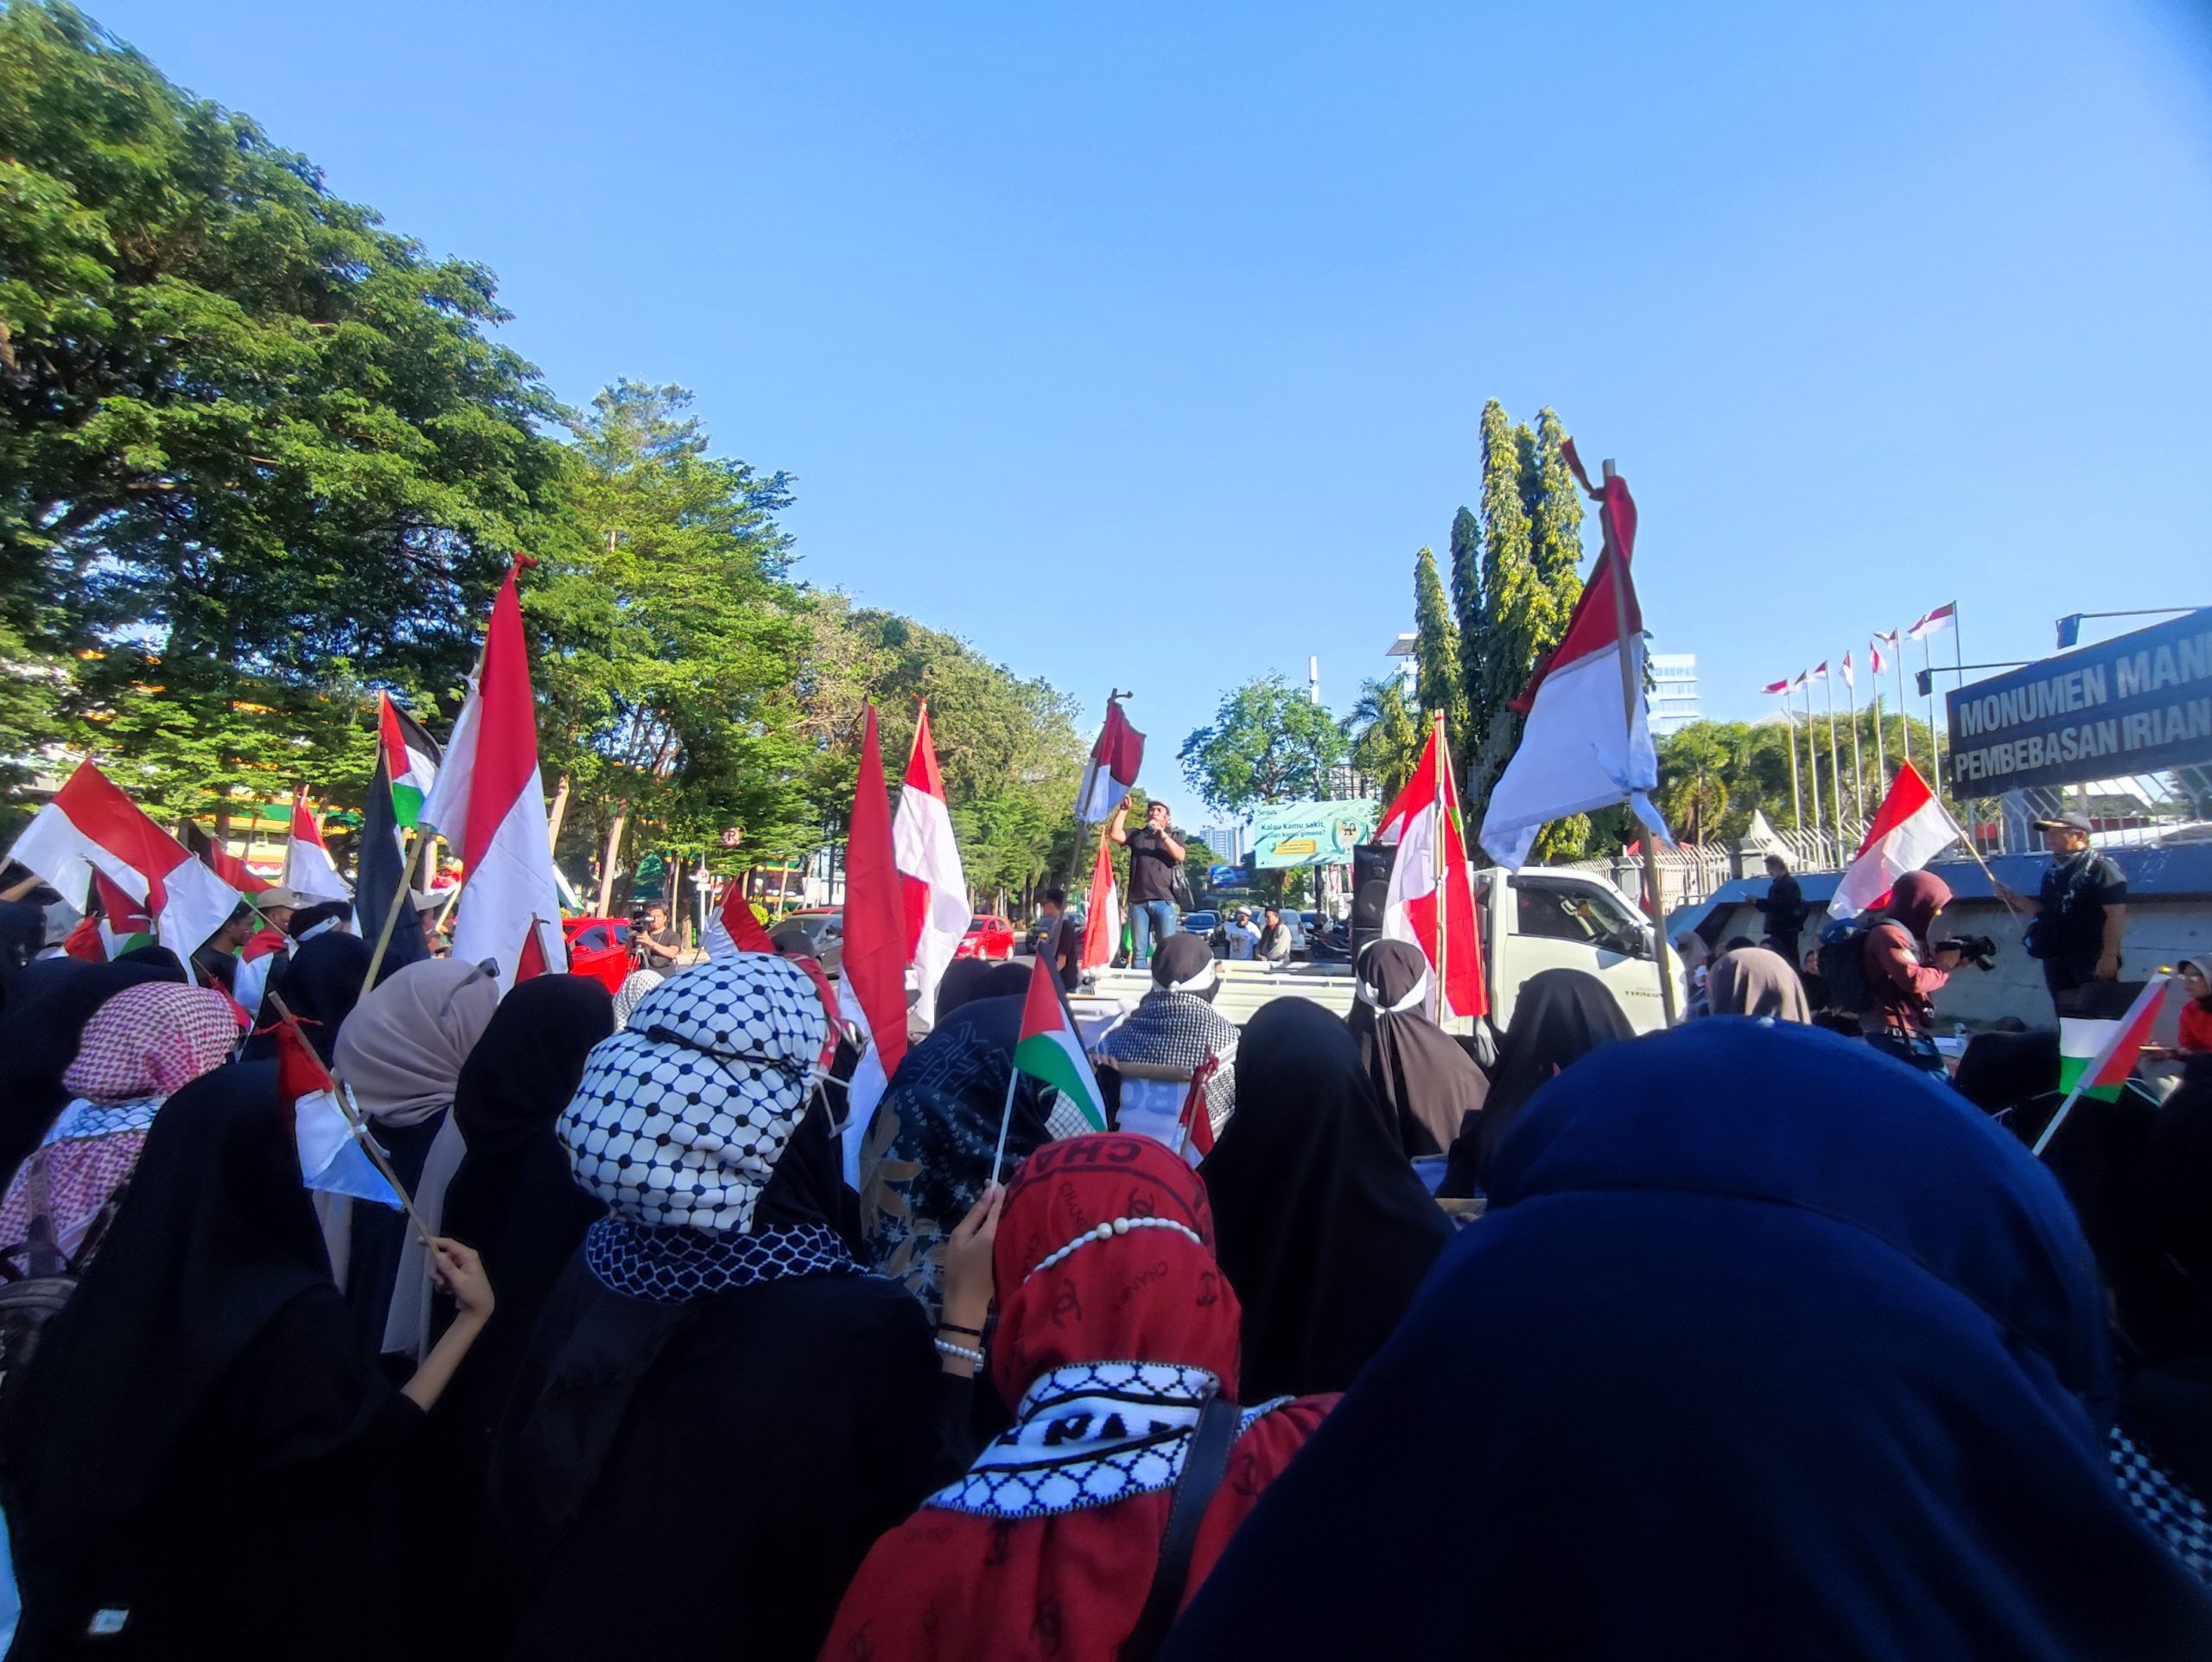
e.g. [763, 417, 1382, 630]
[90, 0, 2212, 779]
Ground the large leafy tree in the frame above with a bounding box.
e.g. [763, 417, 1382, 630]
[1411, 544, 1466, 745]
[535, 381, 815, 903]
[0, 1, 570, 814]
[1179, 675, 1350, 813]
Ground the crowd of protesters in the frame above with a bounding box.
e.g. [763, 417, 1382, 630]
[0, 843, 2203, 1659]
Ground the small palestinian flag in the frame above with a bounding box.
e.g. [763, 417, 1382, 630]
[1012, 952, 1107, 1133]
[2057, 978, 2170, 1100]
[378, 692, 442, 831]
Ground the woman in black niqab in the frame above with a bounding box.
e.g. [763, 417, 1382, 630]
[0, 1062, 452, 1658]
[1200, 997, 1452, 1399]
[242, 931, 374, 1066]
[1347, 939, 1488, 1157]
[440, 973, 615, 1434]
[1440, 968, 1634, 1197]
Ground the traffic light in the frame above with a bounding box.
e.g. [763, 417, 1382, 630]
[2056, 614, 2083, 649]
[1915, 668, 1933, 697]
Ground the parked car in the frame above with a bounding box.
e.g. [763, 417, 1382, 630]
[957, 914, 1017, 960]
[563, 915, 634, 992]
[778, 908, 843, 975]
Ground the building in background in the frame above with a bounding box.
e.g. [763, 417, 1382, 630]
[1649, 653, 1701, 734]
[1386, 631, 1418, 690]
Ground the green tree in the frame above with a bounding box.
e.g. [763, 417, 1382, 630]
[1411, 545, 1466, 743]
[535, 381, 814, 907]
[1179, 676, 1350, 813]
[0, 2, 572, 814]
[1346, 675, 1421, 801]
[1446, 505, 1483, 761]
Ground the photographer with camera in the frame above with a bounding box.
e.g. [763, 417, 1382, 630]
[1825, 870, 1962, 1073]
[1992, 812, 2130, 1022]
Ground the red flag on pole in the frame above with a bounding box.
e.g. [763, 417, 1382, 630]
[837, 706, 910, 1087]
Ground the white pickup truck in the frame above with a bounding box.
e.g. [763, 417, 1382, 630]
[1077, 866, 1677, 1040]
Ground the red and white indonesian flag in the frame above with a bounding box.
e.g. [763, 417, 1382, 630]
[1478, 448, 1667, 872]
[1840, 652, 1855, 691]
[283, 787, 353, 905]
[10, 761, 242, 958]
[1807, 659, 1830, 684]
[703, 880, 777, 958]
[1076, 700, 1146, 824]
[837, 706, 913, 1187]
[893, 702, 971, 1027]
[1379, 720, 1486, 1021]
[1826, 761, 1964, 920]
[1762, 678, 1792, 696]
[1079, 837, 1121, 971]
[1910, 602, 1956, 641]
[1872, 632, 1896, 676]
[418, 564, 567, 985]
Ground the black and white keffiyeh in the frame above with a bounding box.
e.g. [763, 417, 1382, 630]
[559, 956, 827, 1232]
[582, 1214, 860, 1303]
[1096, 991, 1239, 1134]
[927, 1361, 1289, 1519]
[2111, 1426, 2212, 1586]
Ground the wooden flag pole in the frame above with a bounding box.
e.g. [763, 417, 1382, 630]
[987, 1064, 1021, 1189]
[1598, 459, 1679, 1028]
[360, 831, 429, 997]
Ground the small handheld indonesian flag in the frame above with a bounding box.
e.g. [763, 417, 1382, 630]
[1175, 1054, 1220, 1166]
[1380, 720, 1486, 1020]
[893, 701, 971, 1027]
[283, 786, 352, 904]
[1826, 761, 1964, 920]
[704, 880, 778, 956]
[1076, 700, 1147, 825]
[268, 1005, 402, 1209]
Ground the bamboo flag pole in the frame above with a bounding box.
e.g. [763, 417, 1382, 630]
[359, 831, 429, 997]
[1598, 459, 1678, 1028]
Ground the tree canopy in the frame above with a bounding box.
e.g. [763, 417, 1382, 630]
[1179, 676, 1350, 813]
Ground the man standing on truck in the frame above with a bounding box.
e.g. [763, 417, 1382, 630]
[1752, 853, 1808, 966]
[1993, 812, 2129, 1021]
[1108, 796, 1185, 969]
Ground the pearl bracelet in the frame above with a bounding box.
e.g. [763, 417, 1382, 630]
[1030, 1215, 1205, 1276]
[934, 1338, 984, 1366]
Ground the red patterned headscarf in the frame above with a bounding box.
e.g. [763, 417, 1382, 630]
[821, 1135, 1335, 1662]
[60, 984, 244, 1105]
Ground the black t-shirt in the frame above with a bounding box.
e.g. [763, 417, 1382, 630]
[1126, 825, 1179, 906]
[2035, 850, 2126, 983]
[1047, 913, 1082, 989]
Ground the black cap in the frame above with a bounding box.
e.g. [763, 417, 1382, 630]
[2031, 812, 2093, 834]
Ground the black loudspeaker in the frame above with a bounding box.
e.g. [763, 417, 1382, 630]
[1351, 842, 1395, 965]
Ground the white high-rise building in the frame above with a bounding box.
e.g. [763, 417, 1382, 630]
[1649, 653, 1701, 734]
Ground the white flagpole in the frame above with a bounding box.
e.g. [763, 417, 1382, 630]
[1779, 686, 1802, 831]
[1823, 673, 1844, 853]
[1892, 634, 1913, 774]
[1845, 662, 1865, 821]
[1800, 678, 1823, 862]
[1870, 646, 1888, 788]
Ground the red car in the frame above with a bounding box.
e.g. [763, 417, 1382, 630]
[563, 916, 634, 993]
[955, 914, 1016, 961]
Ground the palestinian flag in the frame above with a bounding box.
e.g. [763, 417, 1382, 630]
[2058, 978, 2170, 1100]
[1011, 953, 1106, 1132]
[359, 697, 437, 980]
[379, 693, 442, 831]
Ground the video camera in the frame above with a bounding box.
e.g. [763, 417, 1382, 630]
[1936, 934, 1998, 971]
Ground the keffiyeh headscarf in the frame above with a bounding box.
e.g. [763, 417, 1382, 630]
[61, 984, 242, 1108]
[612, 969, 664, 1028]
[1095, 938, 1238, 1136]
[561, 956, 849, 1302]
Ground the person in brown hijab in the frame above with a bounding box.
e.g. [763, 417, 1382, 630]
[1703, 947, 1812, 1024]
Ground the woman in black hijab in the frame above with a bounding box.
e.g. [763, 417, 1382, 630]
[0, 953, 186, 1190]
[1347, 939, 1488, 1157]
[242, 931, 374, 1065]
[1200, 997, 1452, 1400]
[1440, 968, 1634, 1197]
[0, 1062, 492, 1659]
[440, 973, 616, 1436]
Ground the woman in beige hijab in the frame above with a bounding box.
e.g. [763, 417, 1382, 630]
[1704, 946, 1813, 1024]
[332, 958, 501, 1359]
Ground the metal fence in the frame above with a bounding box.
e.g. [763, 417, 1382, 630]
[1547, 766, 2212, 914]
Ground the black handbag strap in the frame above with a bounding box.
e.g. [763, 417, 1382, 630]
[1120, 1392, 1242, 1662]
